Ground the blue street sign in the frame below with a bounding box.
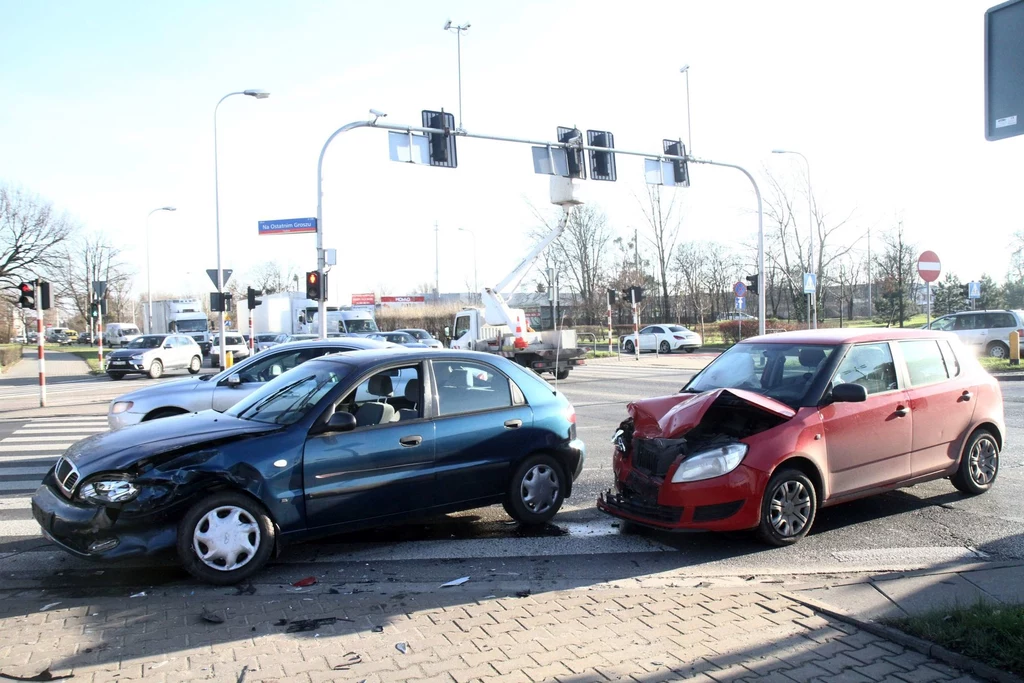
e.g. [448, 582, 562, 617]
[733, 281, 747, 297]
[258, 217, 317, 236]
[735, 296, 745, 310]
[803, 272, 816, 294]
[968, 281, 981, 299]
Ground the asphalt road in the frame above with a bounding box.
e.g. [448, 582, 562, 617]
[1, 356, 1022, 591]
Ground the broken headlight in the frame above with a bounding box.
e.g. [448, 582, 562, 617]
[78, 479, 140, 504]
[670, 443, 747, 483]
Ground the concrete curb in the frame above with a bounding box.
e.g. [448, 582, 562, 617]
[993, 373, 1024, 382]
[783, 591, 1024, 683]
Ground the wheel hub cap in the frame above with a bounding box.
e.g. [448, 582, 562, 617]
[193, 505, 260, 572]
[769, 480, 810, 537]
[521, 465, 559, 514]
[969, 438, 998, 485]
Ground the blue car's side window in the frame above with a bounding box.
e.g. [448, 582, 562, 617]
[432, 360, 512, 416]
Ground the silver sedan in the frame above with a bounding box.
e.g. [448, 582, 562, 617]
[107, 338, 400, 430]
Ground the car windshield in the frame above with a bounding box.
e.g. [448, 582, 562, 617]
[175, 319, 207, 332]
[405, 330, 430, 340]
[229, 360, 347, 425]
[685, 342, 837, 408]
[256, 334, 279, 342]
[388, 333, 412, 343]
[345, 319, 379, 333]
[126, 335, 165, 349]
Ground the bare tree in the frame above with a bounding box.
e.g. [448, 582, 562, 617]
[833, 255, 863, 323]
[0, 185, 76, 294]
[55, 233, 134, 324]
[873, 221, 918, 327]
[637, 186, 682, 319]
[675, 241, 740, 335]
[246, 261, 295, 295]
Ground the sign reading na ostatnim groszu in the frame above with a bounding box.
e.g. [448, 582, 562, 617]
[258, 217, 317, 236]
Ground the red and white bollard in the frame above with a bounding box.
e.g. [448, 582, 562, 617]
[36, 307, 46, 408]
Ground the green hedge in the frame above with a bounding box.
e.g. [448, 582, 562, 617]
[0, 344, 23, 373]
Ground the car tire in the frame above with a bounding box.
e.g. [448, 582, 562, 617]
[177, 491, 275, 585]
[188, 356, 202, 374]
[623, 340, 635, 355]
[555, 368, 570, 381]
[952, 429, 999, 495]
[148, 360, 163, 379]
[986, 342, 1010, 359]
[107, 372, 125, 381]
[685, 348, 697, 354]
[505, 454, 566, 525]
[659, 341, 671, 354]
[757, 468, 817, 546]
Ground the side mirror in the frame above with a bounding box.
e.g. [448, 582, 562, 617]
[830, 383, 867, 403]
[225, 374, 242, 387]
[164, 344, 173, 349]
[322, 411, 356, 434]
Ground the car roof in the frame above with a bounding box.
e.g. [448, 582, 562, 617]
[741, 328, 955, 345]
[311, 347, 506, 368]
[271, 337, 398, 351]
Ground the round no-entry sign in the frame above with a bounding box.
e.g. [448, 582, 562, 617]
[733, 281, 747, 297]
[917, 251, 941, 283]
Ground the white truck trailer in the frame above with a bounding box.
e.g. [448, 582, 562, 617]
[235, 292, 380, 339]
[151, 299, 212, 354]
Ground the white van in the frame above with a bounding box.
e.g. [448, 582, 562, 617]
[104, 323, 142, 348]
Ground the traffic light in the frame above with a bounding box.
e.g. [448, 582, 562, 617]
[89, 302, 98, 319]
[17, 282, 35, 309]
[588, 130, 617, 182]
[247, 287, 262, 310]
[628, 286, 644, 303]
[607, 288, 618, 305]
[746, 274, 759, 296]
[210, 292, 231, 312]
[306, 271, 327, 301]
[39, 282, 51, 310]
[960, 285, 970, 298]
[662, 139, 690, 187]
[421, 110, 457, 168]
[558, 127, 586, 179]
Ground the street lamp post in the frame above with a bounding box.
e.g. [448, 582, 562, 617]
[145, 206, 176, 334]
[214, 89, 269, 367]
[458, 227, 478, 298]
[772, 149, 815, 329]
[679, 65, 692, 154]
[444, 20, 471, 131]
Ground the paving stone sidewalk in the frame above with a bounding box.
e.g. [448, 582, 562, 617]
[0, 585, 979, 683]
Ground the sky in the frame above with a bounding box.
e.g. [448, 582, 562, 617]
[2, 0, 1022, 306]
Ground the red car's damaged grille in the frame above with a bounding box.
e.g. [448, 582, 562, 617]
[600, 489, 684, 524]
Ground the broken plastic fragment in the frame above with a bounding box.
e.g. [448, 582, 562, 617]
[371, 625, 384, 633]
[39, 603, 61, 612]
[440, 576, 470, 588]
[130, 591, 146, 598]
[200, 607, 225, 624]
[395, 642, 408, 654]
[291, 577, 317, 588]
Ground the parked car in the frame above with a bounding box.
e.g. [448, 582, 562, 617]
[396, 328, 445, 349]
[107, 337, 396, 429]
[209, 333, 250, 367]
[925, 309, 1024, 359]
[38, 349, 585, 584]
[620, 324, 703, 354]
[79, 332, 94, 345]
[285, 334, 319, 343]
[106, 334, 203, 380]
[253, 333, 286, 353]
[598, 329, 1004, 546]
[104, 323, 142, 348]
[370, 331, 430, 348]
[717, 312, 757, 322]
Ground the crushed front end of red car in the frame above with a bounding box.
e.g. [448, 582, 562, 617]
[597, 389, 794, 531]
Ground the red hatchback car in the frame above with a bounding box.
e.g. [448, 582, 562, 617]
[598, 329, 1005, 545]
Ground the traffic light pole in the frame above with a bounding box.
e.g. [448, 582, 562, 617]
[314, 118, 765, 336]
[606, 290, 613, 358]
[35, 280, 45, 408]
[631, 288, 639, 362]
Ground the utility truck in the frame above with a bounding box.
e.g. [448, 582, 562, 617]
[151, 299, 212, 354]
[450, 177, 586, 380]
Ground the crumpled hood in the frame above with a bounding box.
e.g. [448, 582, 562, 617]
[628, 388, 795, 439]
[63, 411, 279, 475]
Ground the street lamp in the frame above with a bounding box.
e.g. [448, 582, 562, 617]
[772, 149, 815, 329]
[214, 89, 270, 368]
[679, 65, 692, 155]
[458, 227, 478, 297]
[444, 20, 471, 131]
[145, 206, 176, 334]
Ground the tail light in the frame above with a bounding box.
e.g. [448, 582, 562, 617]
[533, 361, 545, 369]
[566, 404, 577, 440]
[674, 335, 685, 340]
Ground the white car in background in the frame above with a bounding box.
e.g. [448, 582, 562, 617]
[620, 324, 702, 355]
[253, 333, 287, 353]
[209, 333, 250, 367]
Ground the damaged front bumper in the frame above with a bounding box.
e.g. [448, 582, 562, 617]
[31, 482, 177, 561]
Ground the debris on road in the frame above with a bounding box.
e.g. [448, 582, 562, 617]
[200, 607, 225, 624]
[236, 665, 249, 683]
[291, 577, 317, 588]
[284, 616, 352, 633]
[129, 591, 146, 598]
[515, 589, 531, 598]
[371, 625, 384, 633]
[0, 668, 74, 681]
[440, 576, 470, 588]
[332, 653, 362, 671]
[38, 603, 61, 612]
[395, 642, 408, 654]
[234, 583, 256, 596]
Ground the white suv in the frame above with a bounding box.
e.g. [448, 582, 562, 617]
[927, 309, 1024, 358]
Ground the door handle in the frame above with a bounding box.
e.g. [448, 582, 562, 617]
[960, 390, 973, 402]
[504, 419, 523, 429]
[895, 405, 910, 417]
[399, 435, 422, 447]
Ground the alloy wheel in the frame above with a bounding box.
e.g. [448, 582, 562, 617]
[192, 506, 261, 572]
[969, 437, 998, 486]
[520, 464, 559, 515]
[768, 480, 811, 537]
